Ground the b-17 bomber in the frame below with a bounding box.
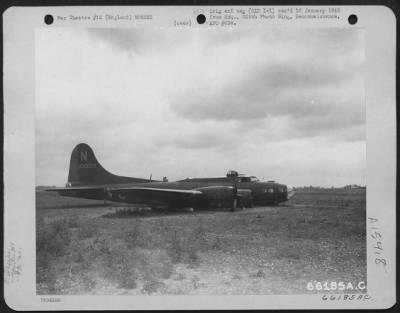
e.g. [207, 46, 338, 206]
[47, 143, 295, 211]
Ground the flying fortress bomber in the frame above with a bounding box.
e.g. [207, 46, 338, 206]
[47, 143, 296, 211]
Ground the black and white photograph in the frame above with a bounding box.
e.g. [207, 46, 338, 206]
[35, 25, 367, 295]
[3, 5, 396, 310]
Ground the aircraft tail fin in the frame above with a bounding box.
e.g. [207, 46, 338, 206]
[67, 143, 152, 186]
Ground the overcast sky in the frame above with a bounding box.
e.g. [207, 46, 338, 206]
[35, 27, 365, 187]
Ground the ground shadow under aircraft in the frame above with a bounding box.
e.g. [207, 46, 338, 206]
[100, 203, 292, 219]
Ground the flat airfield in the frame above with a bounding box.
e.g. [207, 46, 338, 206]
[36, 188, 366, 295]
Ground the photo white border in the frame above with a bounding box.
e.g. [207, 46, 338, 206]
[3, 5, 396, 310]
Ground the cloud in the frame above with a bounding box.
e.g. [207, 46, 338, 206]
[35, 27, 366, 187]
[169, 28, 364, 142]
[153, 120, 240, 150]
[87, 28, 160, 53]
[172, 72, 362, 119]
[86, 28, 193, 55]
[170, 132, 232, 149]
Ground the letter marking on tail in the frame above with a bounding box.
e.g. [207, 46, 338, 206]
[80, 151, 88, 162]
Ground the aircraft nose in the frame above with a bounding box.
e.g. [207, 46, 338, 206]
[286, 185, 295, 200]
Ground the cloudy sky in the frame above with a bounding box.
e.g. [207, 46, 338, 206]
[35, 27, 365, 187]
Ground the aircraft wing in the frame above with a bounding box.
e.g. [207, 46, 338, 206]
[113, 186, 202, 194]
[45, 185, 202, 204]
[108, 185, 241, 209]
[46, 186, 106, 191]
[46, 185, 238, 209]
[106, 186, 203, 208]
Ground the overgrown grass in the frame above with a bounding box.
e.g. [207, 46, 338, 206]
[77, 223, 99, 239]
[37, 188, 366, 295]
[36, 218, 72, 293]
[37, 215, 210, 294]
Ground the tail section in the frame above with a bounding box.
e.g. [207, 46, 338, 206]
[67, 143, 153, 186]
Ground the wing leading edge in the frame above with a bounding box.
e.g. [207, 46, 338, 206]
[47, 185, 239, 210]
[47, 185, 205, 208]
[105, 186, 204, 208]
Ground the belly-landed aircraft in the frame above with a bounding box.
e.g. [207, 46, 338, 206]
[46, 143, 295, 211]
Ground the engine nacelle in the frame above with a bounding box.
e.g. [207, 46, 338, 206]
[237, 189, 253, 208]
[195, 186, 236, 209]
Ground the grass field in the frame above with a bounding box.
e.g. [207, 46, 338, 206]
[36, 188, 366, 295]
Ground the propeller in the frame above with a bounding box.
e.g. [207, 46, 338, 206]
[103, 187, 110, 205]
[231, 183, 238, 212]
